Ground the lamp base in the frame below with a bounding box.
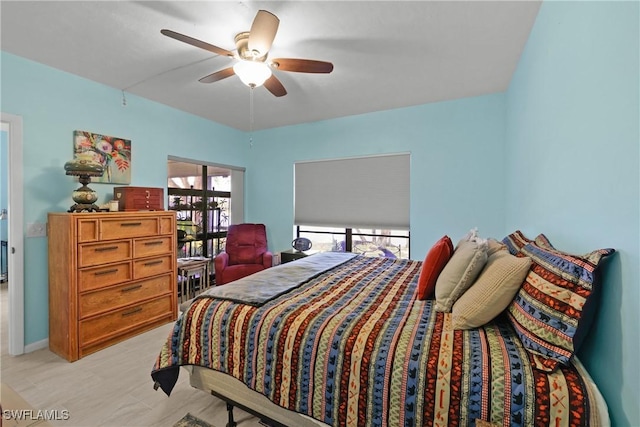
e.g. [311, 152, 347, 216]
[68, 203, 100, 213]
[68, 174, 100, 213]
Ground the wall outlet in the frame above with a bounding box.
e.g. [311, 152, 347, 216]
[27, 222, 47, 238]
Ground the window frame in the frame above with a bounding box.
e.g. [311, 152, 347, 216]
[295, 225, 410, 258]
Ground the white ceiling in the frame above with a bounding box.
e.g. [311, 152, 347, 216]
[0, 1, 541, 131]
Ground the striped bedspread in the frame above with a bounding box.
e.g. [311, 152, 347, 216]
[152, 255, 602, 427]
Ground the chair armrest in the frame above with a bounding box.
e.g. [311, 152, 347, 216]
[215, 252, 229, 271]
[262, 251, 273, 268]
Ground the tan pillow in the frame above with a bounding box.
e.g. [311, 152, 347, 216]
[451, 251, 532, 330]
[487, 238, 508, 256]
[434, 240, 488, 312]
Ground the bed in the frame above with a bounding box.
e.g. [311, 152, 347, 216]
[152, 233, 613, 427]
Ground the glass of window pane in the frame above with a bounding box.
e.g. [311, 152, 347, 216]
[298, 226, 346, 252]
[351, 228, 409, 259]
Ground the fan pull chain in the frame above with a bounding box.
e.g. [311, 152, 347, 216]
[249, 86, 255, 149]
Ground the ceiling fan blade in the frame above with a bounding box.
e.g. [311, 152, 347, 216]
[264, 74, 287, 97]
[271, 58, 334, 74]
[199, 67, 235, 84]
[248, 10, 279, 57]
[161, 29, 233, 57]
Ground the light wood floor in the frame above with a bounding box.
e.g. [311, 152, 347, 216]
[0, 284, 263, 427]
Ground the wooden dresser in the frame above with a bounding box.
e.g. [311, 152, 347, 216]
[47, 211, 177, 361]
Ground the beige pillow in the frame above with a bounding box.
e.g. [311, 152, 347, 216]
[434, 240, 488, 312]
[451, 251, 532, 330]
[487, 238, 508, 256]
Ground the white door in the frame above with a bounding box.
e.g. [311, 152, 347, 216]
[1, 113, 25, 356]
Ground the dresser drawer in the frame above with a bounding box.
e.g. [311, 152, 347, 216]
[133, 255, 173, 280]
[159, 215, 175, 235]
[78, 261, 132, 292]
[100, 217, 158, 240]
[79, 295, 173, 348]
[78, 241, 132, 268]
[133, 236, 172, 258]
[77, 219, 99, 243]
[79, 274, 173, 319]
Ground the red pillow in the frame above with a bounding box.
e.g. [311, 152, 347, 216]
[417, 236, 454, 300]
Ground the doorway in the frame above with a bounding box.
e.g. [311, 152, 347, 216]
[1, 113, 25, 356]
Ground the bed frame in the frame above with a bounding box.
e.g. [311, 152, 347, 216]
[187, 366, 326, 427]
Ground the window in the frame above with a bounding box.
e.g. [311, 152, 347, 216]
[167, 158, 245, 258]
[296, 226, 410, 259]
[294, 153, 410, 258]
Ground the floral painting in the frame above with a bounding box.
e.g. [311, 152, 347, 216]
[73, 130, 131, 184]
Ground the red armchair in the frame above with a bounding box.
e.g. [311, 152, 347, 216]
[214, 223, 273, 285]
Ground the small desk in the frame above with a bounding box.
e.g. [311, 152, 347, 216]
[177, 257, 212, 303]
[280, 249, 318, 264]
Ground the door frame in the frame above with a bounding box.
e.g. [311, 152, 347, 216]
[1, 113, 25, 355]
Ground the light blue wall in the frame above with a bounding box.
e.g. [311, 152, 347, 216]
[0, 52, 248, 344]
[505, 2, 639, 426]
[246, 94, 507, 259]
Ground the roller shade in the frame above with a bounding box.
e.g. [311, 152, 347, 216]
[294, 153, 410, 230]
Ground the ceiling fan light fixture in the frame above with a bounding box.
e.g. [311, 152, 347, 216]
[162, 10, 332, 97]
[233, 60, 272, 88]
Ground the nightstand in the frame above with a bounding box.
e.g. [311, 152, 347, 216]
[280, 249, 318, 264]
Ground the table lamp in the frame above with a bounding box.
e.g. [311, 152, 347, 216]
[64, 155, 105, 212]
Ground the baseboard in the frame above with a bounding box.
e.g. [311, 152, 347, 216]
[24, 338, 48, 353]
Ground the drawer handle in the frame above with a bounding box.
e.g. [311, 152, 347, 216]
[144, 260, 163, 266]
[94, 268, 118, 276]
[145, 190, 150, 198]
[120, 222, 142, 227]
[121, 284, 142, 293]
[122, 307, 142, 317]
[95, 246, 119, 252]
[144, 241, 163, 246]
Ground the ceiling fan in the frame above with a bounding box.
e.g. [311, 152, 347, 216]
[161, 10, 333, 97]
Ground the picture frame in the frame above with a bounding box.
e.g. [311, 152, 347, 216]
[73, 130, 131, 184]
